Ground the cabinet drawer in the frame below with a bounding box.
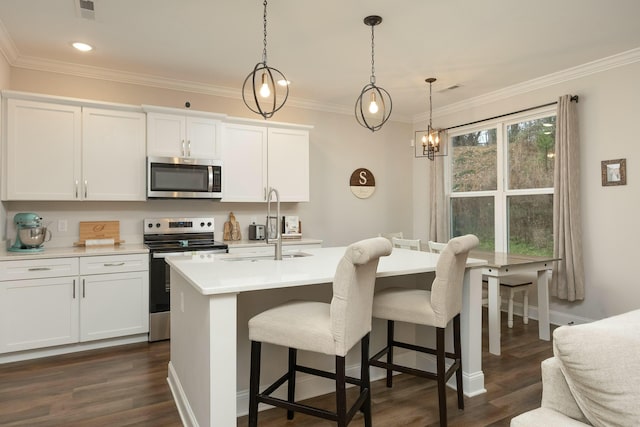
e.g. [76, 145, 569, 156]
[0, 257, 79, 281]
[80, 253, 149, 275]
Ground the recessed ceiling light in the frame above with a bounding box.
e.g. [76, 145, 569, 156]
[72, 42, 93, 52]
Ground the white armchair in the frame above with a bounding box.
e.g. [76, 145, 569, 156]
[511, 309, 640, 426]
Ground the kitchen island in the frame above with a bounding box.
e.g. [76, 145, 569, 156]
[166, 246, 486, 427]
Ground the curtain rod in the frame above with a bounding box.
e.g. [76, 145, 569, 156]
[444, 95, 579, 131]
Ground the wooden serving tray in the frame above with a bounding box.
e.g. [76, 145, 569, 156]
[74, 221, 124, 246]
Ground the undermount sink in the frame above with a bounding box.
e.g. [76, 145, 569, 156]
[221, 252, 312, 262]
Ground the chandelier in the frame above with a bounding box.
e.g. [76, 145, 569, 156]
[354, 15, 392, 132]
[417, 77, 445, 160]
[242, 0, 289, 119]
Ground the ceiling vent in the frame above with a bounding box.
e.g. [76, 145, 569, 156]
[76, 0, 95, 20]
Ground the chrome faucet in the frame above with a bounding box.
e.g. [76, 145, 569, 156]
[266, 187, 282, 260]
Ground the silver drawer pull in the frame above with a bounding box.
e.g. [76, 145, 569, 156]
[103, 262, 125, 267]
[28, 267, 52, 271]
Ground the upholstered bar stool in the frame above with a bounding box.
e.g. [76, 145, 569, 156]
[248, 237, 392, 427]
[370, 234, 479, 427]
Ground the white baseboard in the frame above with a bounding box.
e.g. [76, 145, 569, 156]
[167, 361, 199, 427]
[0, 334, 148, 364]
[497, 302, 594, 327]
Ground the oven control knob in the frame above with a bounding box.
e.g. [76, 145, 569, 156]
[200, 222, 205, 227]
[207, 222, 212, 227]
[147, 223, 153, 228]
[155, 223, 161, 228]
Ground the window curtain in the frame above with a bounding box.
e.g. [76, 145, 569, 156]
[551, 95, 585, 301]
[428, 130, 449, 243]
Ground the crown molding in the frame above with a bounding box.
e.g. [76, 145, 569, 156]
[2, 20, 630, 125]
[5, 50, 414, 122]
[413, 47, 640, 124]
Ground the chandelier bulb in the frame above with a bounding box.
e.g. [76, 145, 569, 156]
[259, 72, 271, 98]
[368, 92, 379, 114]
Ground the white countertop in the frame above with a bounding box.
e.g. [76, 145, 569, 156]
[167, 246, 487, 296]
[0, 243, 148, 261]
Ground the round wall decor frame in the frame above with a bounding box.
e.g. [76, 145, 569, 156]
[349, 168, 376, 199]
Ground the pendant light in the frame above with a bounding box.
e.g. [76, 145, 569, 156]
[355, 15, 392, 132]
[242, 0, 289, 119]
[418, 77, 445, 160]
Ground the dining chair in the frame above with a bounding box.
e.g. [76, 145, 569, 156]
[370, 234, 479, 427]
[428, 240, 446, 253]
[483, 274, 533, 328]
[432, 240, 532, 328]
[391, 237, 421, 251]
[247, 237, 392, 427]
[379, 231, 404, 241]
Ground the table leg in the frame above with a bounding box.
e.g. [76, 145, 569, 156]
[460, 267, 486, 396]
[537, 269, 550, 340]
[487, 275, 501, 355]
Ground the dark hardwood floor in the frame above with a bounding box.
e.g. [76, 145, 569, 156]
[0, 311, 554, 426]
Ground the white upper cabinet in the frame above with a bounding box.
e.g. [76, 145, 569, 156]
[268, 127, 310, 202]
[4, 98, 82, 200]
[82, 107, 146, 201]
[221, 120, 311, 202]
[221, 123, 268, 202]
[144, 106, 226, 159]
[2, 92, 146, 201]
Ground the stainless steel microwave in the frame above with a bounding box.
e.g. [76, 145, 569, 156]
[147, 156, 222, 199]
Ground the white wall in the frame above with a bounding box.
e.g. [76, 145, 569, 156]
[5, 68, 414, 248]
[414, 60, 640, 323]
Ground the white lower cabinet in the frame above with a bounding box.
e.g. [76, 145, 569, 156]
[0, 253, 149, 355]
[0, 276, 79, 353]
[80, 271, 148, 341]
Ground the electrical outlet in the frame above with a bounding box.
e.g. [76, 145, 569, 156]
[58, 219, 68, 232]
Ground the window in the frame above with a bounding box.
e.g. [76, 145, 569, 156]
[448, 107, 555, 255]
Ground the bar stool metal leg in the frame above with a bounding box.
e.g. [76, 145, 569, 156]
[249, 341, 261, 427]
[360, 334, 372, 427]
[386, 320, 394, 387]
[453, 314, 464, 410]
[287, 348, 297, 420]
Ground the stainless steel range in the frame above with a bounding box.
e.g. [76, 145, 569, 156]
[144, 217, 228, 341]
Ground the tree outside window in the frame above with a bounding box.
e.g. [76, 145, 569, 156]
[448, 108, 555, 255]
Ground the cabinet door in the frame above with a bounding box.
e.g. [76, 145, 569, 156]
[186, 116, 220, 159]
[5, 99, 81, 200]
[268, 128, 310, 202]
[0, 277, 79, 353]
[221, 123, 268, 202]
[82, 108, 146, 200]
[146, 112, 187, 157]
[79, 271, 149, 342]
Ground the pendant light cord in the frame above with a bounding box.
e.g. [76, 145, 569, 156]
[370, 24, 376, 85]
[262, 0, 268, 64]
[429, 81, 433, 129]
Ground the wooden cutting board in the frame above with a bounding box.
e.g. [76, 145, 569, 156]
[75, 221, 124, 246]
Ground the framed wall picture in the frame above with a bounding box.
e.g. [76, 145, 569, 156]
[601, 158, 627, 186]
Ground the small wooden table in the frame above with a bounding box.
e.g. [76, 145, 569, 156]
[471, 251, 559, 356]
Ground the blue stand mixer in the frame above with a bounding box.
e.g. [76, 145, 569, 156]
[9, 213, 51, 252]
